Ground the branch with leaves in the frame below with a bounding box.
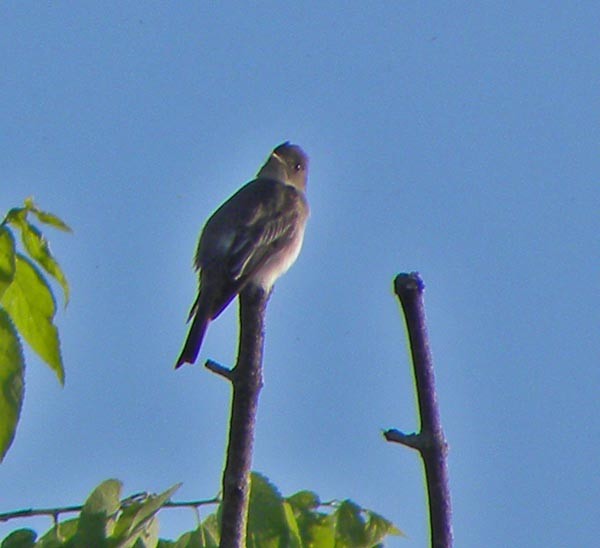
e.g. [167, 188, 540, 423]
[1, 474, 401, 547]
[0, 493, 220, 524]
[0, 198, 71, 461]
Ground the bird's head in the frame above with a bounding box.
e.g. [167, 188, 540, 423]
[257, 142, 309, 191]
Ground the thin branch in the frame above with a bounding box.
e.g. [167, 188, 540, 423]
[0, 505, 83, 523]
[218, 284, 269, 548]
[205, 359, 235, 381]
[162, 497, 221, 510]
[383, 429, 429, 451]
[384, 272, 453, 548]
[0, 497, 220, 523]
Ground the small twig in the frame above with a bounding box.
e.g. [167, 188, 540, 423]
[384, 272, 453, 548]
[162, 497, 221, 510]
[205, 359, 235, 381]
[383, 429, 429, 451]
[218, 284, 269, 548]
[0, 505, 84, 522]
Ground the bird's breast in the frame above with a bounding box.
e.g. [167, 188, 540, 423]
[250, 229, 306, 290]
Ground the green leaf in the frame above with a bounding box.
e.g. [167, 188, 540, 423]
[16, 218, 69, 305]
[0, 254, 64, 384]
[71, 479, 122, 547]
[199, 514, 220, 547]
[363, 510, 404, 544]
[0, 309, 25, 462]
[286, 490, 320, 512]
[247, 473, 283, 543]
[0, 227, 16, 300]
[334, 500, 366, 547]
[164, 525, 218, 548]
[24, 198, 73, 232]
[3, 200, 71, 304]
[0, 528, 36, 548]
[36, 518, 79, 547]
[247, 473, 301, 548]
[3, 208, 27, 228]
[111, 483, 181, 547]
[295, 509, 335, 547]
[281, 502, 302, 547]
[83, 479, 122, 516]
[130, 514, 159, 548]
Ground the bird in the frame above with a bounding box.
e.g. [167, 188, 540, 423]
[175, 142, 310, 368]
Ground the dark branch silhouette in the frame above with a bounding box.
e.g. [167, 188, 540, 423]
[205, 284, 268, 548]
[384, 272, 453, 548]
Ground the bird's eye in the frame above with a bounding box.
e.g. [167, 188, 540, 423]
[294, 163, 302, 172]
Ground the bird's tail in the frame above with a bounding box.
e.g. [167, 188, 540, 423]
[175, 310, 210, 368]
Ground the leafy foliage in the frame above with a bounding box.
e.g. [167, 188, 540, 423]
[0, 199, 71, 461]
[1, 480, 181, 548]
[1, 473, 402, 547]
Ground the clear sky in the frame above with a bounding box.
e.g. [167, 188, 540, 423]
[1, 3, 598, 547]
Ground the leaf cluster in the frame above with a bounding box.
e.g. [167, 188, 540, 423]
[0, 198, 71, 461]
[240, 473, 402, 548]
[1, 473, 402, 548]
[2, 479, 179, 548]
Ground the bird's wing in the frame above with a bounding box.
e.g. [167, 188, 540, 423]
[195, 179, 306, 318]
[226, 206, 299, 279]
[228, 179, 306, 275]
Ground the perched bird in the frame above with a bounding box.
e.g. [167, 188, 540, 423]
[175, 142, 310, 368]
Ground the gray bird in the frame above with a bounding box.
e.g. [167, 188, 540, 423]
[175, 142, 309, 368]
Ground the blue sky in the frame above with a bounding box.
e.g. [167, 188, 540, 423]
[1, 3, 599, 546]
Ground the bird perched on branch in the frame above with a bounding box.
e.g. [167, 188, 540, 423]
[175, 142, 310, 368]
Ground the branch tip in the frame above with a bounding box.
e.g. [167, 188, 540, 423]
[393, 272, 425, 297]
[383, 429, 426, 451]
[205, 359, 234, 381]
[390, 272, 453, 546]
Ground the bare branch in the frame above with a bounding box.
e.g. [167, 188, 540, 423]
[384, 272, 453, 548]
[218, 284, 269, 548]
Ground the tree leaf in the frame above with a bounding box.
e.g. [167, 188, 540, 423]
[199, 514, 220, 547]
[247, 473, 284, 543]
[295, 509, 335, 547]
[363, 510, 404, 544]
[0, 309, 25, 462]
[24, 198, 72, 232]
[36, 518, 79, 547]
[3, 208, 27, 228]
[165, 525, 218, 548]
[82, 479, 122, 516]
[0, 528, 36, 548]
[111, 483, 181, 546]
[246, 473, 302, 548]
[0, 227, 16, 300]
[334, 500, 366, 547]
[281, 502, 302, 547]
[130, 514, 159, 548]
[16, 219, 69, 305]
[0, 254, 64, 384]
[286, 490, 320, 512]
[71, 479, 122, 547]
